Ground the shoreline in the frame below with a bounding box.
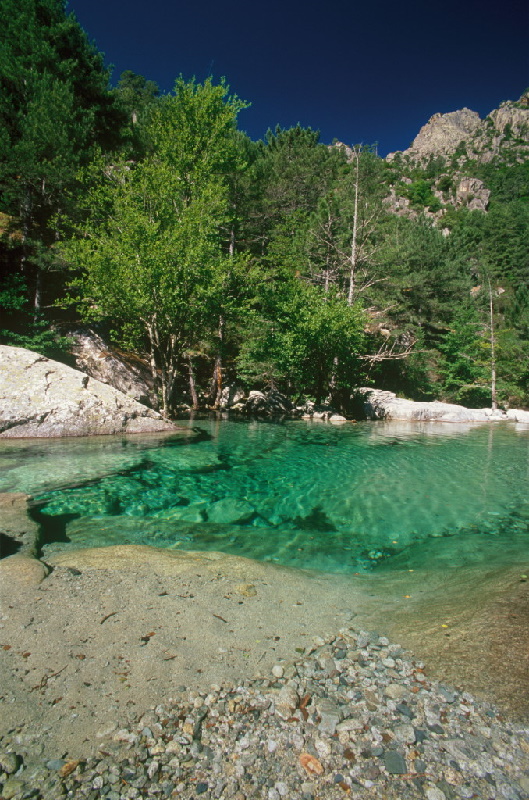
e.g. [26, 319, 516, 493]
[1, 554, 528, 799]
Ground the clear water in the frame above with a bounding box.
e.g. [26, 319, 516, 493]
[2, 419, 528, 574]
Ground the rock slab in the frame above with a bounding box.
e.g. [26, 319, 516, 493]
[0, 345, 178, 438]
[357, 388, 528, 424]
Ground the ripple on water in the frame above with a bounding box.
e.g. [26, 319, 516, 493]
[3, 419, 527, 575]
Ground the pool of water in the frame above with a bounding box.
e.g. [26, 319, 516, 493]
[2, 419, 528, 574]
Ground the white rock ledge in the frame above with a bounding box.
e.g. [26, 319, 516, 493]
[358, 388, 529, 424]
[0, 345, 179, 438]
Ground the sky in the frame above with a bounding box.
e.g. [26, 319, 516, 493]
[68, 0, 528, 157]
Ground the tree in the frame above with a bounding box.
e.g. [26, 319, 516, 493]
[64, 78, 247, 416]
[0, 0, 123, 318]
[236, 280, 365, 404]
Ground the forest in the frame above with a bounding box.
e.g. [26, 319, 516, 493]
[1, 0, 528, 417]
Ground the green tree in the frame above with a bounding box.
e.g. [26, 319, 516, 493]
[65, 78, 247, 416]
[237, 281, 365, 404]
[0, 0, 123, 317]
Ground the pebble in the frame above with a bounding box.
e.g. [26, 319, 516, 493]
[1, 626, 529, 800]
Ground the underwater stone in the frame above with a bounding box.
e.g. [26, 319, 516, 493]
[206, 498, 255, 524]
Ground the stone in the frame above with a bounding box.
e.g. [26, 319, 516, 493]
[0, 493, 38, 555]
[426, 788, 447, 800]
[356, 387, 509, 424]
[383, 750, 407, 774]
[393, 724, 416, 744]
[218, 385, 247, 410]
[506, 409, 529, 423]
[239, 389, 293, 417]
[1, 777, 26, 799]
[235, 583, 257, 598]
[70, 328, 155, 407]
[456, 177, 490, 211]
[329, 414, 347, 424]
[398, 108, 482, 161]
[274, 685, 299, 719]
[207, 498, 255, 524]
[0, 554, 48, 586]
[315, 698, 342, 735]
[0, 345, 180, 438]
[384, 683, 407, 700]
[0, 753, 19, 774]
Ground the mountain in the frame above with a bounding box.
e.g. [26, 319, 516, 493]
[387, 91, 529, 165]
[382, 91, 529, 223]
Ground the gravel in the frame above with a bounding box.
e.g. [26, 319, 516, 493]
[2, 627, 528, 800]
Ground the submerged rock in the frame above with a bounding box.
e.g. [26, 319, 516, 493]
[206, 497, 255, 524]
[0, 345, 179, 438]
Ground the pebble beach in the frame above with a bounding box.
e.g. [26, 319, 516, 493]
[2, 628, 529, 800]
[1, 547, 528, 800]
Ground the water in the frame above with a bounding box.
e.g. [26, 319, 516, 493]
[2, 419, 528, 574]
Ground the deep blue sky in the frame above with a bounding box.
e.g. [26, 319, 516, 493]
[68, 0, 528, 157]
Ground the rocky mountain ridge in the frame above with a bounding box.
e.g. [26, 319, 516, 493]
[387, 91, 529, 164]
[381, 90, 529, 224]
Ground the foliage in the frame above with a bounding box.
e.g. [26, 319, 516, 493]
[236, 281, 365, 403]
[63, 78, 248, 415]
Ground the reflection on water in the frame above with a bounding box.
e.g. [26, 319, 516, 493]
[1, 419, 528, 574]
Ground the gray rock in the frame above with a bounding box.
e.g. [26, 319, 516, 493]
[241, 390, 293, 416]
[0, 555, 48, 586]
[0, 493, 38, 555]
[70, 328, 155, 408]
[1, 776, 26, 799]
[356, 387, 511, 424]
[0, 753, 19, 774]
[383, 750, 408, 774]
[315, 698, 342, 735]
[218, 385, 246, 410]
[456, 177, 490, 212]
[0, 345, 179, 438]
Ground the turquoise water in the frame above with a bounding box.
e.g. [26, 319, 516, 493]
[2, 419, 529, 573]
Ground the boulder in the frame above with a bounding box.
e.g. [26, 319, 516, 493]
[70, 328, 155, 408]
[0, 554, 48, 586]
[0, 493, 39, 555]
[0, 345, 179, 438]
[357, 388, 510, 423]
[456, 177, 490, 212]
[231, 389, 294, 416]
[218, 384, 246, 410]
[506, 409, 529, 423]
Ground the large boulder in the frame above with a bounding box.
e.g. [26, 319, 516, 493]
[357, 388, 507, 423]
[228, 388, 294, 416]
[0, 345, 179, 438]
[69, 328, 156, 408]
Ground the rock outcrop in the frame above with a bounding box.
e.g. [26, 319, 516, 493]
[393, 108, 482, 161]
[357, 388, 528, 424]
[0, 345, 179, 438]
[70, 328, 155, 408]
[387, 92, 529, 165]
[455, 177, 490, 212]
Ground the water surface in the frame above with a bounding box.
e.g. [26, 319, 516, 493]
[2, 419, 528, 574]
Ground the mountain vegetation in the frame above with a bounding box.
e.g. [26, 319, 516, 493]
[1, 0, 528, 414]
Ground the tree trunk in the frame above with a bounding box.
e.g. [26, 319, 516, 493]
[487, 276, 497, 410]
[209, 315, 224, 407]
[187, 355, 199, 409]
[347, 148, 360, 306]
